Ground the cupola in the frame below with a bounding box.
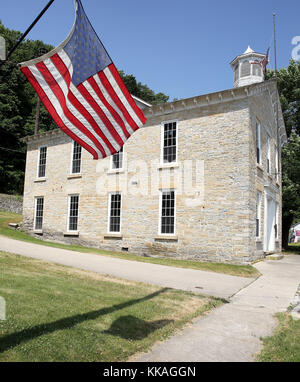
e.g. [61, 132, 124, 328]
[230, 46, 265, 88]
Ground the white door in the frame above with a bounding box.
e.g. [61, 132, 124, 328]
[264, 196, 276, 252]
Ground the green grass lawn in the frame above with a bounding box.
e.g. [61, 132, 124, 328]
[0, 252, 222, 362]
[284, 243, 300, 255]
[256, 313, 300, 362]
[0, 210, 259, 278]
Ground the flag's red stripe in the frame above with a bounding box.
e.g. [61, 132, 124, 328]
[77, 83, 122, 153]
[109, 63, 147, 124]
[21, 67, 99, 159]
[35, 61, 106, 158]
[99, 71, 139, 132]
[50, 54, 110, 157]
[88, 77, 130, 139]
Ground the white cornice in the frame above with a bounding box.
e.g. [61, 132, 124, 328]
[24, 79, 287, 147]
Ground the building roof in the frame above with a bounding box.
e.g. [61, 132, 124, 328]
[230, 46, 266, 67]
[24, 79, 287, 147]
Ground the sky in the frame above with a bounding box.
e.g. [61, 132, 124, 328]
[1, 0, 300, 101]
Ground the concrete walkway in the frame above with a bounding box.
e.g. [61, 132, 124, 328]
[0, 236, 253, 299]
[136, 255, 300, 362]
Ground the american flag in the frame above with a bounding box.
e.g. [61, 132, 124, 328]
[20, 0, 146, 159]
[260, 47, 270, 73]
[251, 48, 270, 74]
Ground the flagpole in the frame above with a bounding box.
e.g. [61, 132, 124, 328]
[3, 0, 55, 63]
[273, 12, 280, 181]
[273, 13, 277, 77]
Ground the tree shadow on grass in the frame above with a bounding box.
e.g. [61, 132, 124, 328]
[102, 315, 174, 340]
[0, 288, 170, 354]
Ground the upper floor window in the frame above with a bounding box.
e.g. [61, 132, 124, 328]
[71, 141, 82, 174]
[38, 146, 47, 178]
[234, 65, 239, 82]
[68, 195, 79, 231]
[159, 190, 176, 235]
[162, 121, 177, 164]
[108, 193, 122, 233]
[111, 147, 124, 170]
[267, 136, 271, 174]
[256, 122, 261, 164]
[252, 62, 262, 76]
[34, 196, 44, 230]
[241, 61, 251, 77]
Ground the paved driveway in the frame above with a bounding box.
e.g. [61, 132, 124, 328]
[0, 235, 253, 299]
[136, 255, 300, 362]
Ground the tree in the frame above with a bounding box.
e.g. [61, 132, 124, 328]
[0, 21, 55, 194]
[0, 22, 169, 195]
[265, 60, 300, 248]
[119, 71, 169, 105]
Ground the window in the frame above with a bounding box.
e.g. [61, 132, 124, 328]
[71, 141, 82, 174]
[160, 190, 176, 235]
[38, 146, 47, 178]
[34, 197, 44, 230]
[241, 61, 251, 77]
[256, 122, 261, 164]
[108, 193, 122, 233]
[111, 147, 123, 170]
[256, 192, 261, 237]
[68, 195, 79, 231]
[234, 64, 239, 82]
[162, 121, 177, 164]
[252, 62, 262, 76]
[267, 136, 271, 174]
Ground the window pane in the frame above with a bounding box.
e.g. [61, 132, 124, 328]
[72, 141, 82, 174]
[38, 147, 47, 178]
[163, 122, 177, 163]
[112, 147, 123, 169]
[109, 193, 121, 232]
[35, 197, 44, 230]
[241, 61, 251, 77]
[69, 195, 79, 231]
[161, 191, 175, 234]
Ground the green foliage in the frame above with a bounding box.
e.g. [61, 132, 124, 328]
[0, 22, 169, 195]
[266, 60, 300, 137]
[119, 70, 169, 105]
[0, 21, 55, 194]
[266, 61, 300, 247]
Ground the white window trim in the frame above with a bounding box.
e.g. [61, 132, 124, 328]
[36, 145, 48, 179]
[67, 194, 79, 232]
[107, 192, 122, 234]
[160, 120, 179, 166]
[109, 147, 125, 172]
[70, 141, 82, 175]
[256, 122, 261, 165]
[34, 196, 44, 231]
[158, 189, 177, 236]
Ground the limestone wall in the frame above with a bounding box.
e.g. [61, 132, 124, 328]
[22, 81, 283, 264]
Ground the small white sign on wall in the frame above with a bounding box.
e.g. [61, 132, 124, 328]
[0, 36, 6, 61]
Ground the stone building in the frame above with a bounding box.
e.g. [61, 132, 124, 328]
[23, 47, 287, 264]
